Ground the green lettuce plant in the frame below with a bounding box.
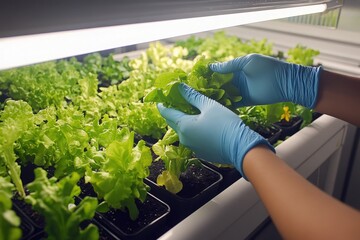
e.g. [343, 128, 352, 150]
[0, 62, 80, 112]
[0, 100, 35, 198]
[152, 128, 200, 194]
[16, 105, 91, 178]
[175, 35, 205, 59]
[117, 102, 167, 140]
[269, 103, 312, 128]
[196, 31, 273, 61]
[85, 128, 152, 220]
[26, 168, 99, 240]
[239, 103, 312, 131]
[286, 44, 320, 66]
[82, 53, 132, 86]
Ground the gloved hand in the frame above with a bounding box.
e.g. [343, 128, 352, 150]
[210, 54, 322, 108]
[157, 83, 275, 180]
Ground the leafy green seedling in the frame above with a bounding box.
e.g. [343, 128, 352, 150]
[152, 129, 200, 194]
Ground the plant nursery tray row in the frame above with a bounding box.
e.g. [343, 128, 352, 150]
[12, 113, 318, 240]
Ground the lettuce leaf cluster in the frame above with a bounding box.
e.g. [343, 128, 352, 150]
[85, 128, 152, 220]
[144, 57, 241, 114]
[26, 168, 99, 240]
[0, 100, 35, 198]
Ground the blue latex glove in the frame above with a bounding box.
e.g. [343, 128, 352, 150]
[210, 54, 322, 108]
[157, 83, 275, 180]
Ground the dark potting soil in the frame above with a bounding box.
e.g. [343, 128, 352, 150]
[78, 178, 97, 198]
[255, 127, 271, 139]
[0, 91, 10, 108]
[276, 116, 302, 128]
[147, 160, 165, 183]
[255, 125, 276, 139]
[201, 161, 241, 192]
[178, 164, 220, 198]
[79, 220, 121, 240]
[97, 224, 121, 240]
[27, 221, 121, 240]
[254, 125, 281, 145]
[20, 164, 55, 185]
[135, 134, 159, 145]
[273, 116, 303, 140]
[17, 212, 34, 239]
[147, 160, 221, 198]
[276, 119, 292, 127]
[13, 196, 45, 229]
[98, 194, 169, 236]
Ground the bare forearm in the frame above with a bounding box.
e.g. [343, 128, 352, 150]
[315, 70, 360, 126]
[243, 145, 360, 240]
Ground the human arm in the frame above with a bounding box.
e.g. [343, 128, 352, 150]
[243, 145, 360, 240]
[315, 70, 360, 126]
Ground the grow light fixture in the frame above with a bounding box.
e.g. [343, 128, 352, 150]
[0, 4, 327, 70]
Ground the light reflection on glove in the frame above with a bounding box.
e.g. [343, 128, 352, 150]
[210, 54, 322, 108]
[157, 83, 275, 180]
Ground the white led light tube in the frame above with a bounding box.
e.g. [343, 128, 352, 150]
[0, 4, 327, 70]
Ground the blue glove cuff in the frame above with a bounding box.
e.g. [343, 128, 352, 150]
[309, 66, 322, 109]
[289, 65, 323, 109]
[228, 122, 276, 181]
[238, 138, 275, 181]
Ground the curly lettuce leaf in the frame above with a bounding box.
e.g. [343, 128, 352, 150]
[187, 57, 240, 110]
[286, 44, 320, 66]
[82, 53, 132, 86]
[144, 57, 240, 113]
[197, 31, 273, 61]
[118, 102, 167, 140]
[239, 106, 269, 129]
[0, 100, 35, 198]
[144, 81, 198, 114]
[175, 36, 205, 59]
[87, 114, 125, 149]
[85, 128, 152, 220]
[0, 62, 80, 112]
[16, 105, 91, 178]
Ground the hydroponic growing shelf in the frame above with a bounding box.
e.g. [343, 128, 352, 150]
[0, 30, 356, 240]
